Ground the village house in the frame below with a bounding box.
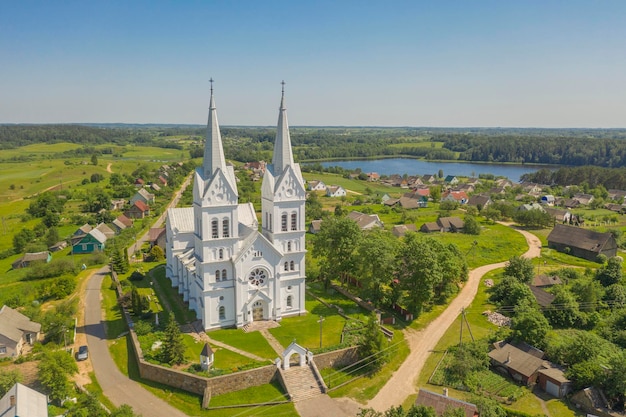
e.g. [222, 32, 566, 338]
[467, 194, 492, 210]
[543, 207, 570, 223]
[150, 183, 161, 192]
[11, 251, 51, 269]
[326, 185, 347, 198]
[444, 175, 459, 185]
[441, 190, 468, 205]
[607, 189, 626, 201]
[158, 175, 168, 186]
[488, 341, 546, 386]
[96, 223, 116, 240]
[110, 198, 126, 211]
[131, 188, 156, 205]
[0, 383, 48, 417]
[112, 214, 133, 233]
[528, 285, 556, 308]
[48, 240, 68, 252]
[134, 178, 145, 187]
[495, 178, 514, 188]
[454, 183, 475, 193]
[415, 389, 478, 417]
[347, 211, 384, 230]
[71, 223, 93, 245]
[547, 224, 617, 261]
[420, 222, 441, 233]
[541, 195, 556, 205]
[148, 227, 166, 250]
[0, 305, 42, 358]
[367, 172, 380, 182]
[309, 219, 323, 234]
[537, 366, 572, 398]
[422, 174, 437, 183]
[73, 228, 107, 254]
[125, 200, 150, 219]
[532, 274, 563, 287]
[437, 216, 465, 233]
[573, 193, 594, 206]
[307, 180, 327, 191]
[518, 203, 545, 212]
[392, 224, 417, 237]
[521, 182, 543, 194]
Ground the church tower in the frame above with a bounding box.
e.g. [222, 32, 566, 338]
[261, 82, 306, 298]
[191, 79, 239, 315]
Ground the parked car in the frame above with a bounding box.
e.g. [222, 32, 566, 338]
[77, 345, 89, 361]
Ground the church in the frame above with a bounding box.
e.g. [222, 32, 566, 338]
[165, 82, 307, 331]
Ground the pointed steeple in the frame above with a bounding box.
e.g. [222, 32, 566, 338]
[272, 80, 295, 176]
[203, 78, 227, 178]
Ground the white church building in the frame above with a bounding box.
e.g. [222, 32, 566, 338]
[165, 83, 307, 331]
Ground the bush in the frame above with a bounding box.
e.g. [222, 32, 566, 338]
[133, 320, 153, 336]
[129, 271, 145, 281]
[27, 259, 78, 280]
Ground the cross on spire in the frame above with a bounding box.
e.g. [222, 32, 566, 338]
[281, 80, 285, 97]
[210, 77, 214, 95]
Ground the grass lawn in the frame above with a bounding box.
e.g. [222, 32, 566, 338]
[150, 264, 198, 324]
[208, 329, 277, 360]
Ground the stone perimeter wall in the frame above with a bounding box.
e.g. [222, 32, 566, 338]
[115, 270, 279, 398]
[315, 346, 360, 370]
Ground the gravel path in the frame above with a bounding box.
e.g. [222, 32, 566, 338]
[366, 227, 541, 411]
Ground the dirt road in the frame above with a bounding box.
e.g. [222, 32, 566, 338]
[367, 228, 541, 411]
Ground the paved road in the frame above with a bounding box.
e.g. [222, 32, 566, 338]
[367, 227, 542, 411]
[84, 265, 189, 417]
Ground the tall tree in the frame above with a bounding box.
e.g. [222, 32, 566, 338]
[359, 313, 387, 372]
[596, 257, 623, 287]
[510, 302, 551, 349]
[0, 369, 22, 397]
[356, 229, 399, 305]
[313, 216, 362, 288]
[38, 350, 78, 405]
[396, 234, 443, 315]
[161, 313, 185, 365]
[504, 255, 535, 283]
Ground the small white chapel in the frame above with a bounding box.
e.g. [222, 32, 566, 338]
[165, 81, 307, 331]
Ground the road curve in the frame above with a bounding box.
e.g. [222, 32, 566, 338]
[84, 265, 189, 417]
[367, 228, 541, 411]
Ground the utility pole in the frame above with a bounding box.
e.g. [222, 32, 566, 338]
[318, 316, 325, 349]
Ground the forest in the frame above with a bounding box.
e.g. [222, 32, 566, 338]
[4, 124, 626, 168]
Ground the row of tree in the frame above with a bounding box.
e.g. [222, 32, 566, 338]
[312, 217, 468, 315]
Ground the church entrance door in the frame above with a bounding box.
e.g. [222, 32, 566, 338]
[252, 301, 263, 321]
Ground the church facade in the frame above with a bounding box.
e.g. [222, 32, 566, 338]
[165, 84, 307, 331]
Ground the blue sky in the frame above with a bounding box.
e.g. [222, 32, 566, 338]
[2, 1, 625, 127]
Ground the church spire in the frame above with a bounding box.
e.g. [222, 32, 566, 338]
[272, 80, 295, 176]
[203, 78, 227, 178]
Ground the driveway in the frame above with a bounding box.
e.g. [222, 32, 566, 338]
[84, 267, 190, 416]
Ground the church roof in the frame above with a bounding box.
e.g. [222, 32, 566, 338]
[237, 202, 258, 229]
[167, 207, 194, 233]
[203, 81, 227, 179]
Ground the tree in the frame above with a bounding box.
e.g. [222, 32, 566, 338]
[356, 229, 399, 305]
[312, 216, 362, 288]
[463, 215, 480, 235]
[45, 227, 60, 247]
[513, 209, 553, 228]
[406, 405, 436, 417]
[0, 369, 22, 397]
[161, 312, 185, 365]
[359, 313, 387, 372]
[111, 248, 130, 274]
[482, 207, 501, 223]
[504, 255, 534, 283]
[429, 186, 441, 202]
[305, 192, 323, 221]
[397, 234, 443, 315]
[66, 393, 107, 417]
[38, 350, 78, 405]
[596, 256, 623, 287]
[489, 276, 535, 308]
[603, 350, 626, 408]
[510, 302, 551, 349]
[13, 228, 35, 252]
[544, 287, 581, 328]
[91, 154, 98, 165]
[148, 245, 165, 262]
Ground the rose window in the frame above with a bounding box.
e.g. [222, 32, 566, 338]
[248, 268, 267, 286]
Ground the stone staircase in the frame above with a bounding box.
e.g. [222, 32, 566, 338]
[282, 365, 324, 402]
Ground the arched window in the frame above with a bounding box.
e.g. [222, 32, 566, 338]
[291, 213, 297, 231]
[281, 213, 288, 231]
[222, 269, 227, 280]
[215, 270, 220, 281]
[222, 218, 229, 238]
[211, 219, 219, 238]
[218, 249, 224, 260]
[284, 262, 289, 271]
[290, 261, 295, 271]
[287, 241, 292, 252]
[219, 306, 225, 320]
[286, 295, 293, 308]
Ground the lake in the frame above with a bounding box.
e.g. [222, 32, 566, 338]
[319, 158, 547, 181]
